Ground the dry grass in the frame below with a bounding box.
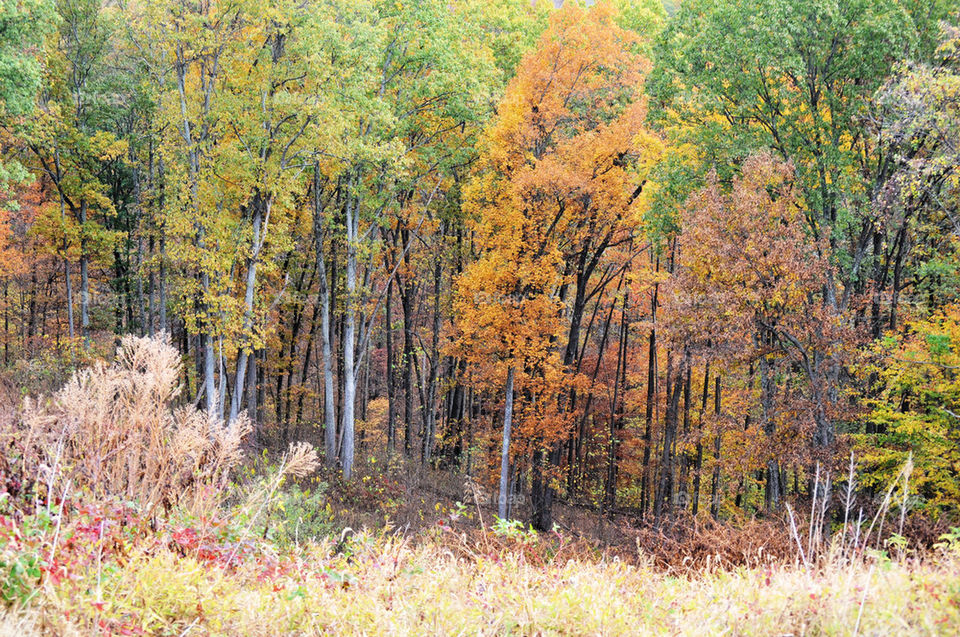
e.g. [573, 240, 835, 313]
[0, 610, 42, 637]
[21, 529, 960, 636]
[6, 334, 251, 518]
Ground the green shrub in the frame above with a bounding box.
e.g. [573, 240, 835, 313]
[0, 511, 50, 606]
[265, 479, 332, 546]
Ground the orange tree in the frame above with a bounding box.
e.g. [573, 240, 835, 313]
[452, 1, 659, 529]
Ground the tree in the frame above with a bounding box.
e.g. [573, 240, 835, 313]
[308, 0, 497, 478]
[861, 23, 960, 518]
[865, 304, 960, 515]
[872, 22, 960, 322]
[454, 1, 659, 528]
[651, 0, 945, 450]
[0, 0, 53, 120]
[9, 0, 131, 347]
[129, 0, 321, 425]
[667, 152, 846, 510]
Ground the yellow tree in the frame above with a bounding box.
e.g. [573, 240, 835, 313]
[126, 0, 326, 424]
[865, 305, 960, 515]
[15, 0, 125, 346]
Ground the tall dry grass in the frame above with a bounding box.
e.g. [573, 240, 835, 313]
[6, 334, 251, 517]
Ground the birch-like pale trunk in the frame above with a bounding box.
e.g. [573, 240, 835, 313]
[498, 366, 515, 519]
[314, 174, 337, 464]
[202, 274, 217, 419]
[229, 197, 266, 427]
[341, 189, 359, 480]
[173, 42, 218, 422]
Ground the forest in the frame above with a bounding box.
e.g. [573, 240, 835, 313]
[2, 0, 960, 634]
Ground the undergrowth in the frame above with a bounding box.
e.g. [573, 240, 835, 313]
[0, 335, 958, 635]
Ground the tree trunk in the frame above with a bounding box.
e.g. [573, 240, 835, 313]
[422, 256, 442, 464]
[655, 355, 683, 521]
[158, 180, 168, 335]
[605, 288, 629, 510]
[246, 350, 258, 423]
[498, 366, 515, 519]
[692, 362, 710, 515]
[341, 189, 359, 480]
[759, 350, 780, 511]
[530, 446, 553, 531]
[230, 195, 266, 427]
[79, 199, 90, 342]
[678, 364, 692, 510]
[641, 329, 656, 516]
[318, 204, 337, 465]
[401, 227, 415, 456]
[202, 273, 217, 421]
[54, 152, 75, 343]
[710, 374, 722, 519]
[385, 277, 397, 454]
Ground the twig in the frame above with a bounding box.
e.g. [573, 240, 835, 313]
[785, 503, 808, 568]
[853, 564, 875, 637]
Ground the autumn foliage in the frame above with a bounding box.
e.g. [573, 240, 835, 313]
[0, 0, 958, 561]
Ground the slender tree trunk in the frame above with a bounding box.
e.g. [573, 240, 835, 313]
[63, 257, 75, 341]
[317, 198, 337, 465]
[202, 274, 217, 421]
[157, 159, 168, 334]
[692, 362, 709, 515]
[530, 446, 553, 531]
[79, 199, 90, 342]
[401, 228, 415, 456]
[246, 350, 258, 423]
[677, 363, 692, 510]
[54, 153, 75, 343]
[571, 295, 615, 497]
[445, 360, 466, 466]
[498, 366, 515, 519]
[640, 299, 657, 516]
[217, 335, 227, 421]
[137, 233, 147, 336]
[655, 355, 683, 521]
[230, 196, 266, 427]
[358, 343, 370, 454]
[890, 224, 907, 331]
[422, 256, 442, 464]
[710, 374, 722, 519]
[760, 350, 780, 511]
[27, 263, 38, 348]
[295, 283, 321, 429]
[385, 277, 397, 454]
[605, 289, 629, 510]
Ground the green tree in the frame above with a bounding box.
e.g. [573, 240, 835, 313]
[652, 0, 946, 449]
[0, 0, 53, 118]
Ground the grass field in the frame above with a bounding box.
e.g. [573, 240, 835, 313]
[4, 524, 960, 636]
